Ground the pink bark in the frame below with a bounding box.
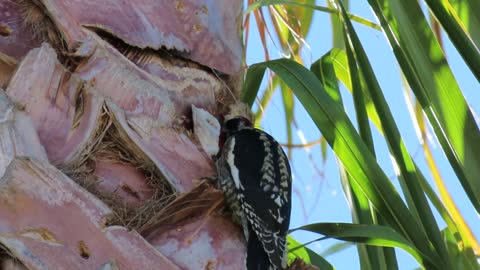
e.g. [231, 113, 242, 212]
[37, 0, 242, 74]
[148, 216, 246, 270]
[0, 91, 48, 177]
[0, 158, 180, 270]
[95, 159, 154, 206]
[0, 59, 14, 88]
[6, 43, 104, 166]
[0, 0, 42, 60]
[0, 0, 248, 268]
[3, 38, 247, 269]
[74, 34, 219, 192]
[139, 181, 247, 270]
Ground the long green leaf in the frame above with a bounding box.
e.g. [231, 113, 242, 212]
[245, 0, 381, 30]
[267, 0, 313, 58]
[320, 242, 353, 258]
[441, 229, 480, 270]
[287, 236, 335, 269]
[344, 27, 394, 270]
[314, 48, 468, 258]
[449, 0, 480, 48]
[367, 0, 480, 213]
[282, 0, 314, 46]
[312, 45, 393, 270]
[293, 223, 428, 267]
[317, 46, 477, 266]
[344, 168, 386, 269]
[280, 82, 294, 157]
[319, 49, 383, 133]
[243, 58, 441, 269]
[242, 66, 267, 107]
[254, 75, 280, 125]
[310, 50, 342, 103]
[336, 1, 453, 268]
[328, 0, 348, 49]
[424, 0, 480, 81]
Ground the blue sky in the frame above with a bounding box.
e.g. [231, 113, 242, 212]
[244, 1, 480, 269]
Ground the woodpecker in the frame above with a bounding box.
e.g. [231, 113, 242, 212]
[215, 115, 292, 270]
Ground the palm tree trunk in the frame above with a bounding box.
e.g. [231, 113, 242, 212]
[0, 0, 246, 269]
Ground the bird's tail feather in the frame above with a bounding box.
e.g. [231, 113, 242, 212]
[246, 230, 270, 270]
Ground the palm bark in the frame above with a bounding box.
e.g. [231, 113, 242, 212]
[0, 0, 246, 269]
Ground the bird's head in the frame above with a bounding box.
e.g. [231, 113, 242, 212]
[218, 117, 253, 149]
[223, 116, 253, 133]
[218, 102, 254, 149]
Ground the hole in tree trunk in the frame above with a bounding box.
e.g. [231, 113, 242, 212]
[77, 240, 90, 259]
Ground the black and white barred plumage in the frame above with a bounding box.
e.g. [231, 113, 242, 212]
[215, 117, 292, 270]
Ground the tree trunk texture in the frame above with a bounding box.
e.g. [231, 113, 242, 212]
[0, 0, 247, 269]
